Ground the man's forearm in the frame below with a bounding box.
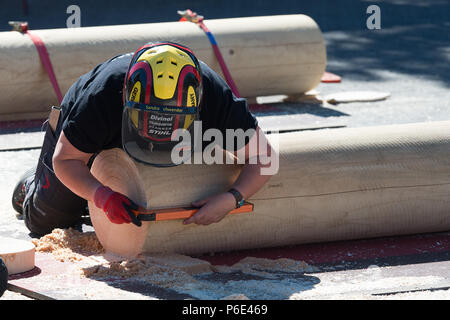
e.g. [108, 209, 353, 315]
[231, 162, 273, 200]
[52, 131, 103, 202]
[231, 127, 278, 200]
[53, 158, 102, 202]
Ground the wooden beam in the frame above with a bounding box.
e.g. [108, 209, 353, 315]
[89, 121, 450, 257]
[0, 14, 326, 120]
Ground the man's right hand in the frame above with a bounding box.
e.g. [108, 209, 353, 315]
[94, 186, 142, 227]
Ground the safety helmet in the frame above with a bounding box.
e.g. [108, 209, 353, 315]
[122, 42, 203, 167]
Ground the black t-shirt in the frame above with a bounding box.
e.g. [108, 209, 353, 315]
[59, 53, 258, 154]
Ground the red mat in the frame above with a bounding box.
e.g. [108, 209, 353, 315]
[321, 71, 342, 83]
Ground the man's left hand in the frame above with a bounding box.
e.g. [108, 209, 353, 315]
[183, 192, 236, 225]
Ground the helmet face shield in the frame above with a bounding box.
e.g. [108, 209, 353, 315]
[122, 104, 197, 167]
[122, 42, 203, 167]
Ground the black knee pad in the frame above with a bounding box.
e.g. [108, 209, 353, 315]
[24, 191, 86, 237]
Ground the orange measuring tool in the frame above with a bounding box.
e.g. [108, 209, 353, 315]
[133, 201, 253, 222]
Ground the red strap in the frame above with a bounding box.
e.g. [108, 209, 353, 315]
[10, 22, 63, 104]
[178, 9, 241, 98]
[198, 22, 241, 98]
[26, 30, 63, 104]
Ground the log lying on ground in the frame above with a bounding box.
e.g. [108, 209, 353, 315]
[89, 121, 450, 258]
[0, 14, 326, 121]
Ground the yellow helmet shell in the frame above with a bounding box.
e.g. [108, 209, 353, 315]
[124, 42, 202, 108]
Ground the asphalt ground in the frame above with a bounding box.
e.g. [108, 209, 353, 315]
[1, 0, 450, 301]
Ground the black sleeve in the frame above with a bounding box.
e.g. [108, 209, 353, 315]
[200, 62, 258, 151]
[62, 87, 122, 154]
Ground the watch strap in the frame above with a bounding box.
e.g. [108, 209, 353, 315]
[227, 188, 244, 208]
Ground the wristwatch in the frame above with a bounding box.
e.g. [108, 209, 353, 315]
[227, 188, 245, 208]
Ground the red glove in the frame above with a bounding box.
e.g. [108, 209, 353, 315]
[94, 186, 142, 227]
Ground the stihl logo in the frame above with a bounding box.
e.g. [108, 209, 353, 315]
[190, 93, 196, 107]
[131, 86, 139, 101]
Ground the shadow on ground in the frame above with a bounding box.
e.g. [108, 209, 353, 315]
[81, 270, 321, 300]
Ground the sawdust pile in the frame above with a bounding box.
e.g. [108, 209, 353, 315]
[31, 228, 104, 262]
[81, 255, 318, 294]
[30, 228, 317, 299]
[213, 257, 317, 276]
[210, 257, 318, 280]
[82, 256, 198, 289]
